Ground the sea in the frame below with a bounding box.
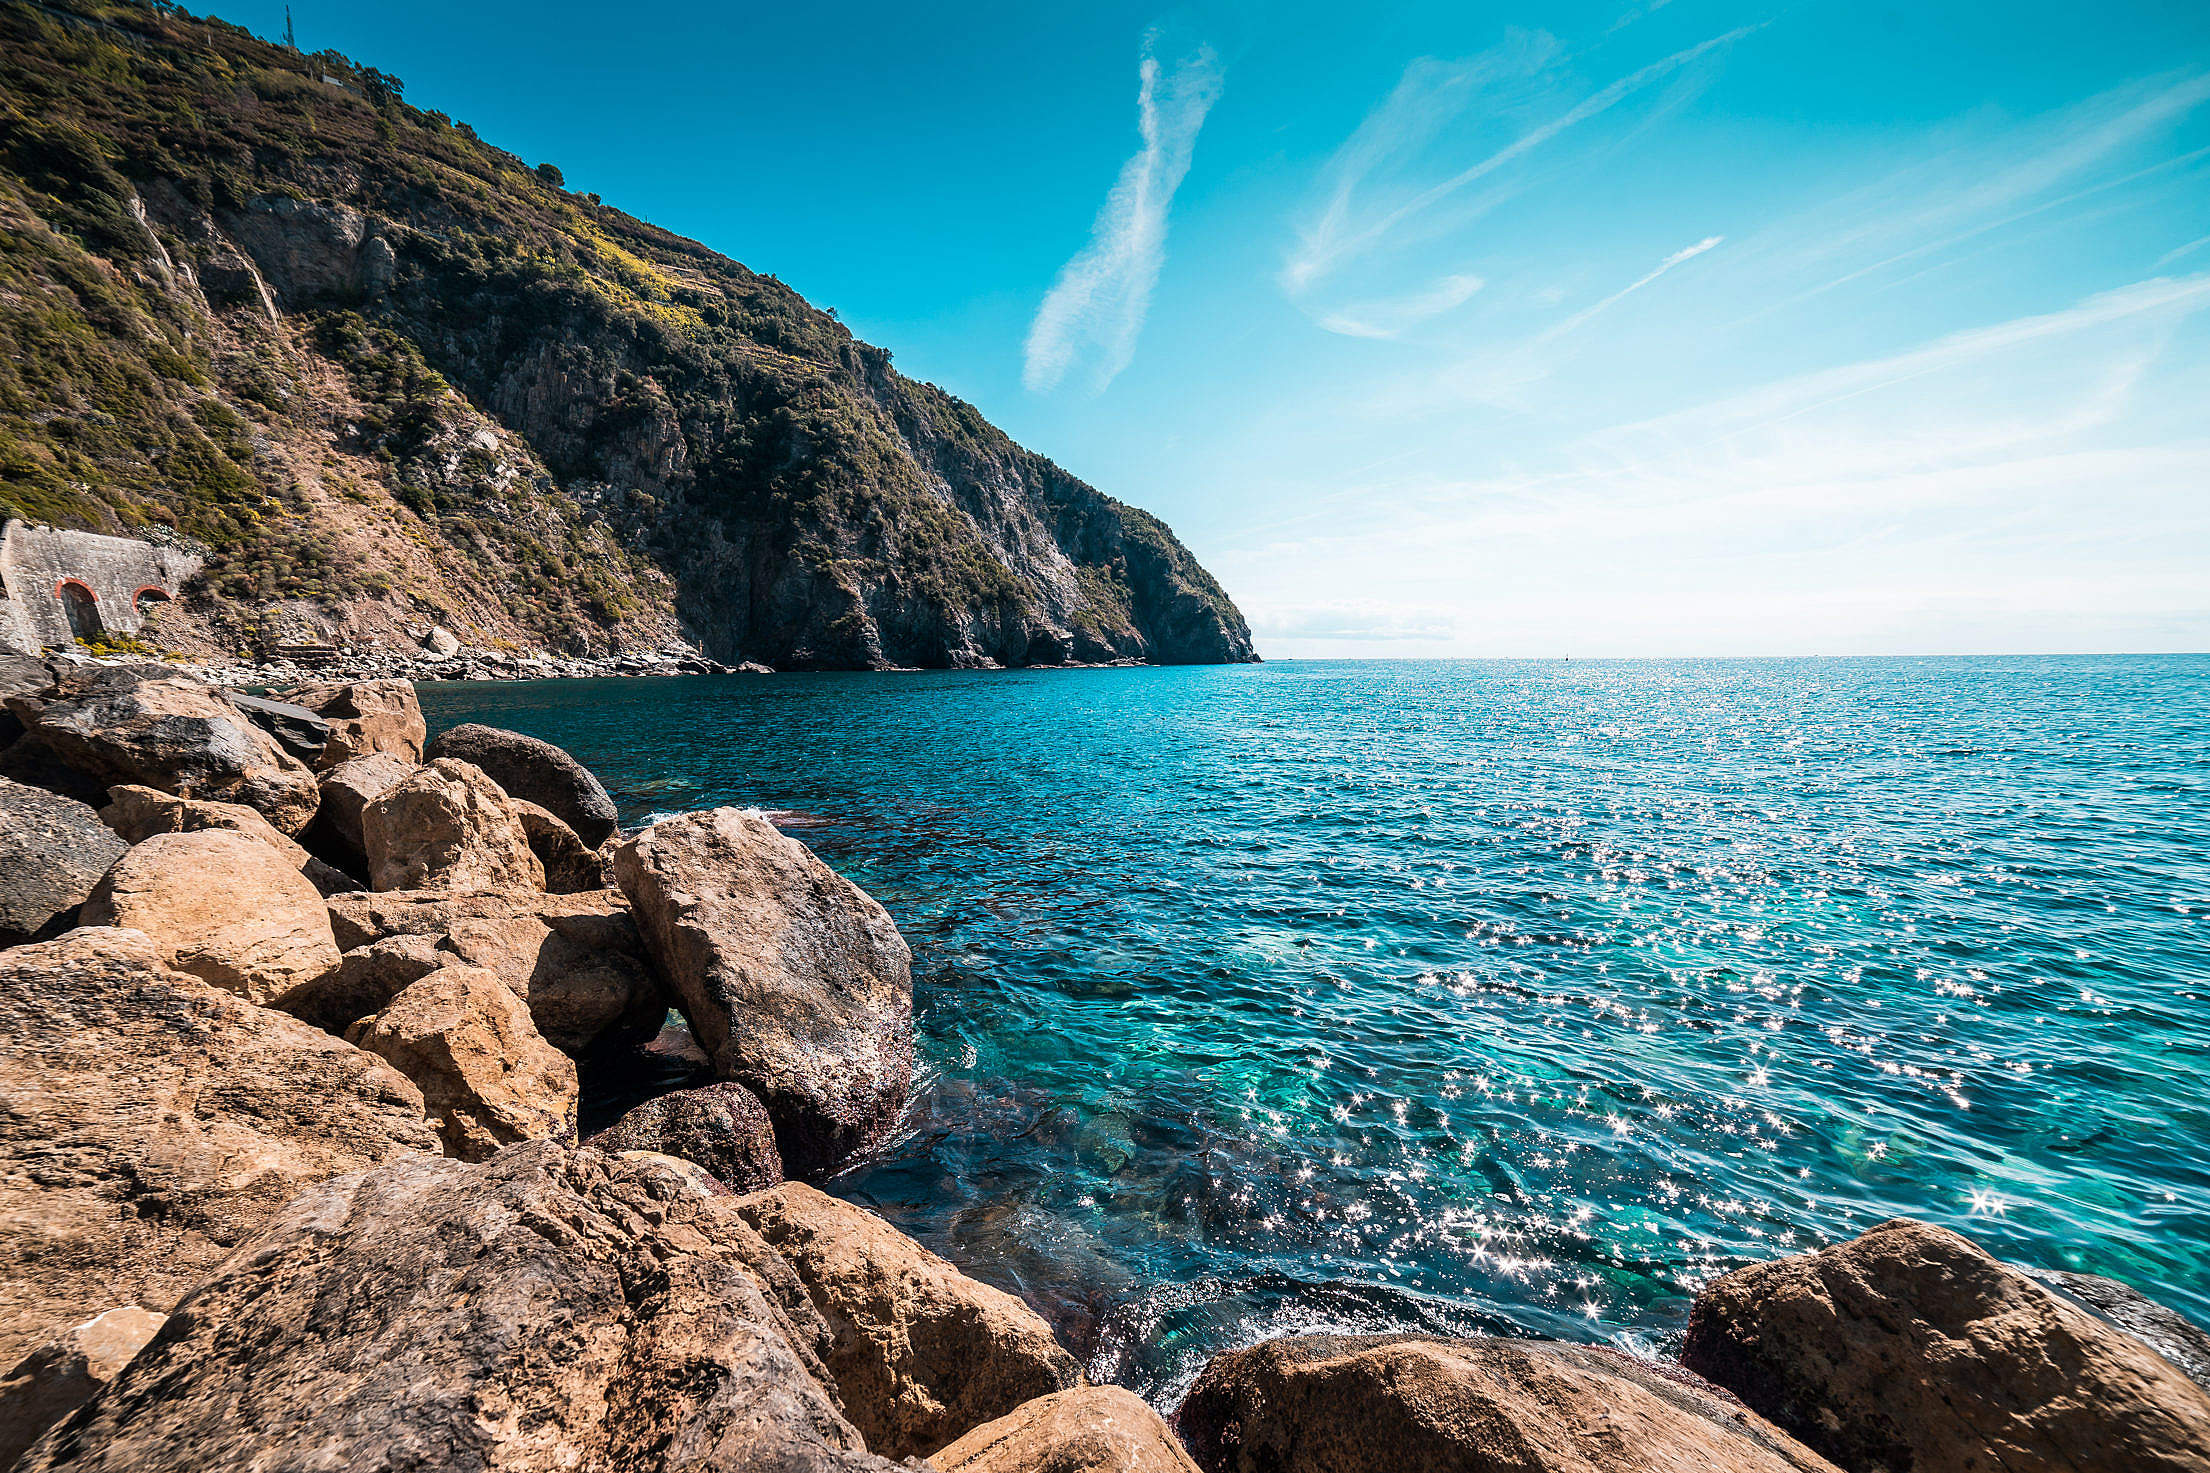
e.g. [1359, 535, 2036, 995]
[418, 655, 2210, 1404]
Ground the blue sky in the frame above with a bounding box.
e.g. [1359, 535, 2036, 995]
[222, 0, 2210, 655]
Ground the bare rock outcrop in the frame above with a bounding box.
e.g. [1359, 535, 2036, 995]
[0, 1307, 164, 1470]
[426, 721, 620, 846]
[11, 1145, 902, 1472]
[282, 679, 425, 767]
[1682, 1218, 2210, 1473]
[1, 668, 319, 833]
[937, 1386, 1201, 1473]
[361, 757, 544, 892]
[345, 965, 578, 1160]
[615, 808, 913, 1176]
[100, 783, 353, 895]
[587, 1081, 784, 1193]
[733, 1181, 1081, 1460]
[0, 777, 124, 945]
[1178, 1334, 1842, 1473]
[324, 887, 664, 1053]
[81, 830, 342, 1006]
[0, 927, 437, 1365]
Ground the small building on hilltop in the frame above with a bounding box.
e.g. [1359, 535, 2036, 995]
[0, 520, 202, 654]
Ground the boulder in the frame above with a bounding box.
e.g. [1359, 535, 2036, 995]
[615, 808, 913, 1176]
[1, 667, 319, 832]
[733, 1181, 1080, 1459]
[0, 1307, 165, 1470]
[936, 1386, 1200, 1473]
[276, 932, 449, 1034]
[515, 796, 604, 892]
[224, 691, 331, 763]
[81, 830, 342, 1006]
[1681, 1218, 2210, 1473]
[587, 1081, 784, 1192]
[0, 654, 57, 749]
[11, 1144, 901, 1472]
[307, 750, 414, 871]
[325, 887, 665, 1053]
[282, 678, 425, 766]
[0, 777, 125, 945]
[361, 757, 545, 892]
[100, 783, 353, 895]
[2040, 1270, 2210, 1390]
[1180, 1334, 1842, 1473]
[426, 721, 619, 845]
[0, 927, 437, 1365]
[345, 965, 579, 1160]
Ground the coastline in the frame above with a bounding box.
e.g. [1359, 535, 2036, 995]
[2, 660, 2205, 1471]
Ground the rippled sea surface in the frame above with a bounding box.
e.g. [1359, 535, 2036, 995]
[421, 657, 2210, 1402]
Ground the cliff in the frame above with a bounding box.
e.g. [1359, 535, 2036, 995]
[0, 0, 1256, 670]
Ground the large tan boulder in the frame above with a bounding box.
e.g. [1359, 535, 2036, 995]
[0, 776, 124, 945]
[278, 932, 450, 1034]
[733, 1181, 1080, 1460]
[1179, 1334, 1842, 1473]
[2, 667, 319, 833]
[321, 887, 665, 1052]
[513, 797, 605, 892]
[346, 965, 578, 1160]
[310, 751, 415, 871]
[361, 757, 544, 892]
[283, 679, 425, 767]
[615, 808, 913, 1176]
[587, 1081, 784, 1192]
[1682, 1218, 2210, 1473]
[81, 830, 342, 1006]
[100, 783, 353, 894]
[11, 1145, 903, 1472]
[0, 927, 438, 1365]
[426, 721, 620, 846]
[0, 1307, 165, 1470]
[937, 1386, 1200, 1473]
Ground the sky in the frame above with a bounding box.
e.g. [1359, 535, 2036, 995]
[215, 0, 2210, 656]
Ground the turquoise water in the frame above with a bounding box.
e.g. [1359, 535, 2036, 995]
[421, 657, 2210, 1400]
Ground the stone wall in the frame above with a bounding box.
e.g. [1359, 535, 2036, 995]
[0, 520, 202, 654]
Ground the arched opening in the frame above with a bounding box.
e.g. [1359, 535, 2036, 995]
[133, 585, 172, 617]
[56, 579, 102, 640]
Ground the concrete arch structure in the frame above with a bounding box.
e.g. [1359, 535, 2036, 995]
[0, 520, 202, 653]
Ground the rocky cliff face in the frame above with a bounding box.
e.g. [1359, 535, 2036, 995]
[0, 2, 1256, 670]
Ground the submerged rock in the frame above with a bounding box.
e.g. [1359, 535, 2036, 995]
[1, 668, 319, 833]
[1682, 1218, 2210, 1473]
[11, 1145, 901, 1472]
[345, 965, 578, 1160]
[1178, 1334, 1841, 1473]
[0, 1306, 165, 1470]
[0, 927, 437, 1365]
[282, 679, 425, 767]
[426, 722, 620, 846]
[587, 1081, 784, 1193]
[615, 807, 913, 1177]
[361, 757, 545, 892]
[733, 1182, 1081, 1460]
[936, 1385, 1199, 1473]
[0, 777, 124, 945]
[81, 830, 342, 1006]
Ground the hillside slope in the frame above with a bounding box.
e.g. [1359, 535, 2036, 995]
[0, 0, 1256, 669]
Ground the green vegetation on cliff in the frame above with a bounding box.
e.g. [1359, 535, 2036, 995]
[0, 0, 1256, 667]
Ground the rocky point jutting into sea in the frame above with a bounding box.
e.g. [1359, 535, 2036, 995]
[4, 654, 2209, 1471]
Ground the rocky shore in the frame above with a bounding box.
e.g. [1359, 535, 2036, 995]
[2, 655, 2207, 1471]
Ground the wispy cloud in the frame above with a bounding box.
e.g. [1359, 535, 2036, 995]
[1284, 26, 1758, 294]
[2156, 233, 2210, 268]
[1539, 235, 1721, 340]
[1024, 35, 1222, 394]
[1317, 272, 1486, 339]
